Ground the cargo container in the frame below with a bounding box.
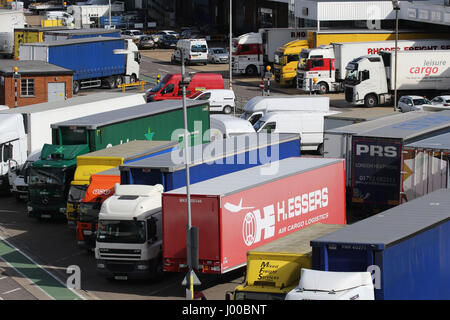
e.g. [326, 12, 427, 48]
[120, 133, 301, 190]
[27, 99, 210, 219]
[345, 50, 450, 108]
[324, 110, 450, 210]
[19, 37, 140, 93]
[0, 8, 26, 58]
[258, 28, 307, 65]
[162, 157, 346, 274]
[67, 140, 178, 228]
[231, 33, 263, 76]
[227, 223, 345, 300]
[401, 131, 450, 203]
[310, 188, 450, 300]
[324, 108, 396, 131]
[298, 39, 450, 93]
[0, 92, 146, 195]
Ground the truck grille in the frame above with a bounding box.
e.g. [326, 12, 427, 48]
[99, 248, 141, 260]
[345, 87, 354, 102]
[105, 261, 136, 273]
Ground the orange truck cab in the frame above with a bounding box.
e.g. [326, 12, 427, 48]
[76, 168, 120, 251]
[146, 73, 224, 102]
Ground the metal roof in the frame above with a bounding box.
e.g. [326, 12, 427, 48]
[0, 92, 145, 114]
[95, 167, 121, 176]
[165, 157, 342, 197]
[324, 108, 396, 122]
[44, 28, 120, 35]
[120, 133, 300, 172]
[405, 131, 450, 151]
[78, 140, 176, 159]
[251, 224, 345, 255]
[20, 36, 122, 47]
[311, 188, 450, 250]
[50, 99, 207, 129]
[0, 60, 73, 75]
[326, 111, 450, 141]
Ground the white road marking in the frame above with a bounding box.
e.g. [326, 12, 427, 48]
[3, 287, 21, 295]
[158, 69, 170, 73]
[0, 276, 7, 281]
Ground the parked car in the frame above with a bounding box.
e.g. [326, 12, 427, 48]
[121, 29, 144, 43]
[397, 95, 432, 113]
[430, 95, 450, 107]
[208, 47, 229, 64]
[160, 34, 179, 49]
[138, 35, 155, 49]
[190, 89, 235, 114]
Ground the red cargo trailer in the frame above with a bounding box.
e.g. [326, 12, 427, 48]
[162, 157, 346, 274]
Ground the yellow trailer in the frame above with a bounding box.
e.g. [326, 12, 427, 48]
[274, 29, 450, 87]
[14, 27, 67, 59]
[226, 223, 345, 300]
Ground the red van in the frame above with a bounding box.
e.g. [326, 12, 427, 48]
[146, 73, 224, 102]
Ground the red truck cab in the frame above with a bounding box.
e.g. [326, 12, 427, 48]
[147, 73, 224, 102]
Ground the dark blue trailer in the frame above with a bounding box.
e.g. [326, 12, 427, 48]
[120, 133, 301, 191]
[310, 188, 450, 300]
[19, 37, 141, 94]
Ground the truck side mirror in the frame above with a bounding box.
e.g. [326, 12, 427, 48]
[8, 159, 18, 172]
[4, 143, 13, 160]
[147, 217, 157, 241]
[225, 291, 232, 300]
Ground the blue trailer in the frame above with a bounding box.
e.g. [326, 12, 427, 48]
[19, 37, 141, 94]
[310, 188, 450, 300]
[120, 133, 301, 190]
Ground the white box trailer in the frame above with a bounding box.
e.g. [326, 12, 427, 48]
[0, 92, 146, 192]
[259, 28, 308, 64]
[0, 9, 26, 58]
[67, 5, 110, 29]
[345, 50, 450, 107]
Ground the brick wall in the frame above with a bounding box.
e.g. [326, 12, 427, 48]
[0, 74, 72, 108]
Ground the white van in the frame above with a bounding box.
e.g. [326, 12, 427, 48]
[191, 89, 235, 114]
[253, 110, 340, 154]
[209, 114, 255, 140]
[241, 95, 330, 125]
[172, 39, 208, 65]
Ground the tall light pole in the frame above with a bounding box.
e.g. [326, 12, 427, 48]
[392, 0, 400, 111]
[229, 0, 233, 90]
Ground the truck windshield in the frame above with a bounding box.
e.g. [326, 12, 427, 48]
[274, 52, 283, 65]
[345, 68, 359, 84]
[68, 184, 88, 203]
[149, 74, 171, 93]
[29, 167, 64, 186]
[235, 291, 285, 300]
[79, 202, 102, 222]
[299, 51, 309, 70]
[97, 220, 146, 244]
[253, 120, 266, 132]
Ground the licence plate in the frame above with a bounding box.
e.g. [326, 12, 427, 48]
[41, 214, 51, 219]
[115, 275, 128, 280]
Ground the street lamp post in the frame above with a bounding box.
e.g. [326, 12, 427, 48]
[392, 0, 400, 111]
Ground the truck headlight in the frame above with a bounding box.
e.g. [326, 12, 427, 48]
[136, 264, 149, 270]
[97, 263, 105, 269]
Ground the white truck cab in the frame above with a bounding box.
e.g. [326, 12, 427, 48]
[8, 149, 41, 201]
[95, 184, 163, 280]
[285, 268, 375, 300]
[209, 114, 255, 140]
[253, 110, 339, 154]
[232, 32, 263, 76]
[241, 96, 330, 126]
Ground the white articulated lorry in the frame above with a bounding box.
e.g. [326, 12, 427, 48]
[95, 184, 164, 280]
[297, 39, 450, 94]
[0, 92, 146, 195]
[232, 32, 264, 76]
[345, 50, 450, 108]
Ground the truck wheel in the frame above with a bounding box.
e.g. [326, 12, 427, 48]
[223, 105, 232, 114]
[317, 143, 324, 156]
[107, 77, 116, 89]
[364, 94, 378, 108]
[130, 74, 137, 84]
[245, 65, 257, 76]
[292, 77, 297, 88]
[318, 82, 328, 94]
[115, 75, 123, 88]
[73, 81, 80, 94]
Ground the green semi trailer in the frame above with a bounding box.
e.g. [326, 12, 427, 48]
[27, 100, 210, 219]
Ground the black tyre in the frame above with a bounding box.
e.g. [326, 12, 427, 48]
[317, 143, 324, 156]
[364, 94, 378, 108]
[223, 105, 232, 114]
[73, 80, 80, 94]
[130, 74, 137, 84]
[245, 65, 258, 76]
[115, 75, 123, 88]
[292, 77, 297, 88]
[107, 77, 116, 89]
[317, 82, 328, 94]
